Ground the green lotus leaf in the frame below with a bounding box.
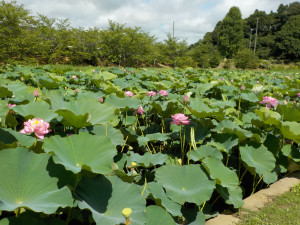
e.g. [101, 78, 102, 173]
[213, 119, 252, 141]
[208, 133, 239, 154]
[42, 90, 65, 110]
[203, 157, 239, 189]
[0, 148, 73, 213]
[196, 83, 214, 95]
[146, 205, 176, 225]
[0, 128, 35, 148]
[241, 92, 259, 102]
[0, 85, 13, 98]
[255, 107, 281, 126]
[38, 77, 60, 89]
[82, 125, 124, 146]
[43, 132, 117, 174]
[129, 152, 168, 168]
[277, 104, 300, 122]
[56, 110, 91, 128]
[189, 97, 222, 119]
[190, 145, 223, 162]
[13, 101, 58, 122]
[216, 185, 244, 208]
[56, 98, 118, 128]
[281, 144, 300, 162]
[76, 175, 146, 225]
[6, 82, 35, 102]
[240, 144, 276, 184]
[101, 71, 118, 80]
[147, 182, 182, 217]
[181, 204, 206, 225]
[185, 122, 210, 145]
[151, 100, 181, 118]
[106, 94, 141, 109]
[155, 164, 215, 205]
[280, 121, 300, 144]
[137, 133, 169, 146]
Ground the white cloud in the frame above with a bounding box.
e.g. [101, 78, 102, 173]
[16, 0, 297, 44]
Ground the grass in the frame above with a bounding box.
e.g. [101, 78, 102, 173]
[236, 184, 300, 225]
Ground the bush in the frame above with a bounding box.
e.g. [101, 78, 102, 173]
[234, 48, 260, 69]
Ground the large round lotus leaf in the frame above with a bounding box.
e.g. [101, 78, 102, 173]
[240, 144, 276, 183]
[105, 94, 142, 109]
[280, 121, 300, 144]
[203, 157, 239, 189]
[55, 98, 118, 128]
[255, 108, 281, 126]
[213, 120, 252, 141]
[0, 148, 73, 213]
[14, 101, 58, 122]
[190, 145, 223, 162]
[6, 82, 35, 102]
[146, 205, 176, 225]
[147, 182, 182, 217]
[241, 92, 259, 102]
[81, 124, 124, 146]
[0, 128, 35, 148]
[277, 104, 300, 122]
[216, 185, 244, 208]
[155, 164, 215, 205]
[188, 97, 221, 118]
[129, 152, 168, 168]
[43, 132, 117, 174]
[208, 133, 239, 154]
[0, 85, 13, 98]
[76, 175, 146, 225]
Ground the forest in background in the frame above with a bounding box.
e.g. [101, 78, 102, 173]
[0, 0, 299, 68]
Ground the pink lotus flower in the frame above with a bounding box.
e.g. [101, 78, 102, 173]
[297, 93, 300, 98]
[185, 74, 188, 77]
[170, 113, 190, 126]
[221, 78, 225, 81]
[158, 90, 168, 97]
[20, 118, 51, 139]
[286, 76, 290, 79]
[241, 85, 245, 91]
[33, 89, 40, 97]
[283, 100, 288, 105]
[124, 91, 134, 97]
[183, 95, 189, 104]
[257, 81, 260, 84]
[259, 96, 279, 109]
[147, 91, 156, 97]
[133, 106, 144, 116]
[72, 75, 77, 79]
[7, 103, 16, 108]
[92, 69, 95, 73]
[75, 88, 79, 93]
[230, 79, 234, 83]
[99, 97, 104, 103]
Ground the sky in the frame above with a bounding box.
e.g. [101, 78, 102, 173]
[16, 0, 297, 44]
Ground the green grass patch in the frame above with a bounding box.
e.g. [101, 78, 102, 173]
[237, 184, 300, 225]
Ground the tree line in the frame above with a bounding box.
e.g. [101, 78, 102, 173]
[0, 0, 299, 68]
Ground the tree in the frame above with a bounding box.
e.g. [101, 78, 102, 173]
[274, 14, 300, 60]
[217, 6, 244, 58]
[0, 0, 35, 62]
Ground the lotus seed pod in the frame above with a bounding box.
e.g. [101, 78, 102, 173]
[131, 162, 137, 167]
[122, 208, 132, 219]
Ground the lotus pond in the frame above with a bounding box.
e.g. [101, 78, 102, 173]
[0, 65, 299, 225]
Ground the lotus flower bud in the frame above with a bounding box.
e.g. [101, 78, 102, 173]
[122, 208, 132, 219]
[33, 89, 40, 97]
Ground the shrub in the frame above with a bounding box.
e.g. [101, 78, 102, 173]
[234, 48, 260, 69]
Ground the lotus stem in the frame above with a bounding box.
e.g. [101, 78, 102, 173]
[251, 175, 264, 195]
